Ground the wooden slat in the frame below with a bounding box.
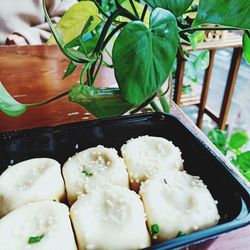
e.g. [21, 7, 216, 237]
[196, 49, 216, 128]
[183, 33, 242, 51]
[218, 47, 243, 130]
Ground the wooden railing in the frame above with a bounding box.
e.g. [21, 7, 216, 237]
[173, 32, 243, 130]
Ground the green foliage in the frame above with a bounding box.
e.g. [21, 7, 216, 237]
[193, 0, 250, 29]
[208, 128, 228, 155]
[243, 32, 250, 64]
[69, 85, 132, 118]
[0, 82, 26, 117]
[193, 50, 210, 71]
[113, 8, 178, 105]
[188, 31, 205, 50]
[48, 1, 100, 44]
[208, 128, 250, 182]
[143, 0, 193, 17]
[228, 131, 249, 150]
[1, 0, 250, 118]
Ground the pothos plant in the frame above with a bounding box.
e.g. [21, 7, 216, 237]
[209, 129, 250, 182]
[0, 0, 250, 118]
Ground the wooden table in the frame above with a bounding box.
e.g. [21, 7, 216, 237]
[0, 45, 249, 249]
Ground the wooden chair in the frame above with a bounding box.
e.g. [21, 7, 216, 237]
[173, 32, 243, 130]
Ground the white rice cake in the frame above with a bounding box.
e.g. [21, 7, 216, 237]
[140, 170, 220, 241]
[70, 185, 151, 250]
[63, 145, 129, 204]
[0, 158, 65, 217]
[121, 136, 183, 190]
[0, 201, 77, 250]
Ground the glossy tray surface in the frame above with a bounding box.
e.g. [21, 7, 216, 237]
[0, 113, 250, 249]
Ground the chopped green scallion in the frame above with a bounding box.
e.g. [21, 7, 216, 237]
[82, 170, 93, 176]
[28, 234, 45, 244]
[151, 224, 160, 235]
[176, 231, 186, 237]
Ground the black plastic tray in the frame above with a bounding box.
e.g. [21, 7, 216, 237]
[0, 113, 250, 249]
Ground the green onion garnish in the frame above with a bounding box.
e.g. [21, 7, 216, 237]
[28, 234, 44, 244]
[151, 224, 160, 235]
[82, 170, 93, 176]
[176, 231, 186, 237]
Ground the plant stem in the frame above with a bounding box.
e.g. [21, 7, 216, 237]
[105, 48, 112, 60]
[102, 60, 113, 68]
[92, 0, 109, 19]
[129, 0, 139, 18]
[87, 68, 92, 86]
[180, 26, 241, 34]
[92, 54, 103, 84]
[141, 4, 148, 22]
[102, 22, 127, 50]
[93, 10, 121, 54]
[158, 89, 170, 113]
[150, 101, 162, 112]
[80, 62, 92, 85]
[26, 91, 69, 107]
[184, 9, 197, 14]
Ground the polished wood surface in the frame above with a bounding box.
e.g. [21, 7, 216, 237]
[0, 45, 116, 132]
[0, 45, 249, 249]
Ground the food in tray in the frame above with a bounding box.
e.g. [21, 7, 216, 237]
[63, 145, 129, 204]
[140, 170, 220, 242]
[0, 201, 77, 250]
[0, 135, 220, 249]
[0, 158, 65, 217]
[70, 184, 151, 250]
[121, 135, 183, 191]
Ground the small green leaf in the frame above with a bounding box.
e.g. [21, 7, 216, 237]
[47, 2, 100, 44]
[0, 82, 26, 117]
[185, 61, 198, 83]
[229, 131, 249, 150]
[151, 224, 160, 235]
[113, 8, 178, 105]
[208, 129, 227, 149]
[188, 31, 205, 50]
[241, 169, 250, 182]
[193, 0, 250, 29]
[63, 62, 77, 79]
[193, 50, 210, 71]
[69, 85, 133, 118]
[82, 170, 93, 176]
[176, 231, 186, 237]
[43, 0, 92, 64]
[243, 32, 250, 64]
[236, 151, 250, 170]
[143, 0, 193, 17]
[28, 234, 44, 244]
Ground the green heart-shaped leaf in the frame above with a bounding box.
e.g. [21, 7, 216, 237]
[236, 151, 250, 170]
[193, 0, 250, 29]
[48, 1, 100, 44]
[69, 85, 133, 118]
[113, 8, 178, 105]
[143, 0, 193, 17]
[0, 82, 26, 117]
[188, 31, 205, 50]
[229, 131, 249, 150]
